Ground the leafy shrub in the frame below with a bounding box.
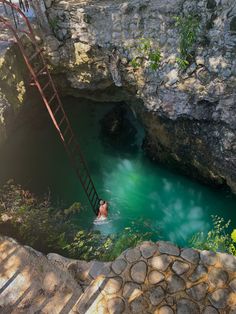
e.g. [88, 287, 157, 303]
[0, 180, 79, 254]
[130, 38, 161, 71]
[189, 215, 236, 255]
[174, 15, 200, 69]
[0, 181, 154, 261]
[65, 227, 153, 261]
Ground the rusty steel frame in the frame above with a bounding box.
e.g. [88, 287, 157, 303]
[0, 0, 100, 214]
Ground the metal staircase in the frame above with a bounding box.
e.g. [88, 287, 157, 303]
[0, 0, 100, 214]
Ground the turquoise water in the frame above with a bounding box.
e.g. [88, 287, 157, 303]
[0, 97, 236, 246]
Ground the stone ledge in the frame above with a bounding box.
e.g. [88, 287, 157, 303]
[1, 236, 236, 313]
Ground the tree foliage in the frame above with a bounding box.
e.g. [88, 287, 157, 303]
[130, 38, 161, 71]
[189, 215, 236, 255]
[174, 15, 200, 69]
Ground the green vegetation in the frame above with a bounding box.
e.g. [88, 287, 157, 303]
[0, 181, 153, 261]
[130, 38, 161, 71]
[66, 227, 152, 261]
[174, 15, 200, 70]
[48, 16, 60, 33]
[189, 215, 236, 255]
[0, 180, 79, 254]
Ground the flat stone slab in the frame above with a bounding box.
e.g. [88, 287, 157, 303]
[107, 297, 125, 314]
[148, 270, 165, 285]
[208, 288, 230, 309]
[172, 260, 189, 275]
[202, 306, 219, 314]
[103, 277, 123, 295]
[89, 261, 111, 278]
[187, 282, 208, 301]
[139, 242, 157, 259]
[130, 261, 147, 284]
[111, 259, 127, 275]
[176, 298, 200, 314]
[149, 286, 165, 306]
[150, 254, 172, 271]
[189, 265, 208, 282]
[208, 268, 228, 287]
[130, 295, 149, 313]
[200, 250, 218, 266]
[219, 253, 236, 272]
[167, 274, 186, 293]
[123, 282, 142, 299]
[158, 305, 174, 314]
[157, 241, 180, 256]
[125, 248, 141, 263]
[181, 248, 199, 264]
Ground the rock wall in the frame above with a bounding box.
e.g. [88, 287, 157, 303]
[1, 236, 236, 313]
[44, 0, 236, 192]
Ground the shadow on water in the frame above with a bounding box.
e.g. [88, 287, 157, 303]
[0, 96, 236, 247]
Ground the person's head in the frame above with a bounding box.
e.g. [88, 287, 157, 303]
[99, 200, 105, 205]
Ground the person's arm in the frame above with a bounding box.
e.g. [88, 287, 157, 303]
[97, 209, 101, 218]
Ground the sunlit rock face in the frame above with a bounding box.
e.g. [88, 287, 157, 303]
[45, 0, 236, 192]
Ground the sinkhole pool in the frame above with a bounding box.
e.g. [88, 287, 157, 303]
[0, 96, 236, 247]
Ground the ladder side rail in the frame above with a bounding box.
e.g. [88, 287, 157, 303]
[0, 18, 66, 142]
[72, 143, 100, 203]
[0, 0, 35, 40]
[64, 146, 99, 214]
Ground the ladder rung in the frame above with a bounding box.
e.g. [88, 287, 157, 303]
[29, 48, 44, 61]
[82, 173, 89, 186]
[63, 126, 70, 137]
[91, 192, 97, 202]
[86, 181, 92, 193]
[89, 191, 95, 201]
[42, 81, 51, 91]
[89, 187, 95, 198]
[47, 93, 56, 105]
[94, 198, 99, 207]
[94, 196, 99, 207]
[58, 116, 66, 126]
[87, 188, 94, 198]
[90, 199, 99, 209]
[53, 105, 61, 116]
[86, 180, 92, 192]
[35, 65, 47, 77]
[68, 135, 74, 145]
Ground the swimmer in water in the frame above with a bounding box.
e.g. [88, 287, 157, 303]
[97, 200, 108, 219]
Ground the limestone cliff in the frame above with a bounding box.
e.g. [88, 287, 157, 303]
[43, 0, 236, 192]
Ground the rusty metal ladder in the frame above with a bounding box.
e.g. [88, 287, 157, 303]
[0, 0, 100, 214]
